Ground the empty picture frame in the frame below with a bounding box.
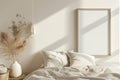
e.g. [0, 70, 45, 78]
[77, 8, 111, 56]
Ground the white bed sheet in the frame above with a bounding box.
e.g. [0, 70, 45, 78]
[23, 66, 120, 80]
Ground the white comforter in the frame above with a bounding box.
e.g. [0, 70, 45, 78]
[24, 66, 120, 80]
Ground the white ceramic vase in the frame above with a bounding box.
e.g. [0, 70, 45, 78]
[10, 61, 22, 78]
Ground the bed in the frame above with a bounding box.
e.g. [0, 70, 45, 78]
[23, 51, 120, 80]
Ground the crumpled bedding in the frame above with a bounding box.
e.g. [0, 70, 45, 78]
[23, 66, 120, 80]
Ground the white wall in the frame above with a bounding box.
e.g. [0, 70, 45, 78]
[0, 0, 119, 74]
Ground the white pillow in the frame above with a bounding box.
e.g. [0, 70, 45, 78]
[68, 51, 96, 70]
[43, 51, 68, 68]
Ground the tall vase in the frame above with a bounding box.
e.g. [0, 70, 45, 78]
[10, 61, 22, 78]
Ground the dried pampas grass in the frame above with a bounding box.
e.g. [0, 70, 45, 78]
[0, 14, 32, 62]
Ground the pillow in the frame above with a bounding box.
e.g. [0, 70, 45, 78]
[43, 51, 68, 68]
[68, 51, 96, 70]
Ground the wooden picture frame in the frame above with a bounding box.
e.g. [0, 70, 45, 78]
[77, 8, 111, 57]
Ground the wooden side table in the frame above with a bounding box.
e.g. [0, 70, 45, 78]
[9, 74, 26, 80]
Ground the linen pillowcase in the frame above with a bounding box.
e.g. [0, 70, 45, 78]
[43, 51, 68, 68]
[68, 51, 96, 70]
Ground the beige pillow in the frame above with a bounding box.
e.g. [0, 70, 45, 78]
[68, 51, 96, 70]
[43, 51, 68, 68]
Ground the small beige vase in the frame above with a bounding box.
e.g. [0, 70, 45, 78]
[10, 61, 22, 78]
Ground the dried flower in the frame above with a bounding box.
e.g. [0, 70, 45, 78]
[0, 32, 9, 46]
[0, 14, 32, 62]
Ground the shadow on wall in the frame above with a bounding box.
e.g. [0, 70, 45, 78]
[43, 35, 70, 51]
[34, 0, 81, 52]
[34, 0, 79, 23]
